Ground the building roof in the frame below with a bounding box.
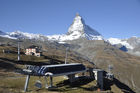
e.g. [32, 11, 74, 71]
[42, 63, 83, 67]
[28, 45, 38, 49]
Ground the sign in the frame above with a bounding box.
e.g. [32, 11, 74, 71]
[35, 80, 42, 88]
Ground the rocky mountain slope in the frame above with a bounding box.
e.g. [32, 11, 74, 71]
[0, 36, 135, 93]
[66, 39, 140, 92]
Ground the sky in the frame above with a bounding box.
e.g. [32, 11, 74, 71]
[0, 0, 140, 39]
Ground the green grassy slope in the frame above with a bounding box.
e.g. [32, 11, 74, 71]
[0, 45, 123, 93]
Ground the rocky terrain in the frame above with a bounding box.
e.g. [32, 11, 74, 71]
[66, 39, 140, 92]
[0, 37, 135, 93]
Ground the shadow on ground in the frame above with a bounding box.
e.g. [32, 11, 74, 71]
[47, 76, 97, 92]
[47, 76, 135, 93]
[0, 55, 65, 66]
[0, 57, 136, 93]
[113, 78, 135, 93]
[0, 60, 15, 72]
[104, 78, 135, 93]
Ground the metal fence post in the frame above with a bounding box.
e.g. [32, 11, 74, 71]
[50, 76, 53, 87]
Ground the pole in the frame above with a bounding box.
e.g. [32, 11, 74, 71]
[44, 76, 48, 88]
[24, 75, 30, 92]
[18, 40, 20, 61]
[50, 76, 53, 87]
[65, 47, 68, 64]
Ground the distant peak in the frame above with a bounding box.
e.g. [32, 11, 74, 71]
[12, 30, 22, 34]
[66, 14, 102, 40]
[75, 13, 82, 19]
[73, 13, 85, 25]
[76, 13, 80, 16]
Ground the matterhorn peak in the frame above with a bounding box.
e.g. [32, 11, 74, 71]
[48, 14, 103, 41]
[74, 13, 84, 23]
[76, 13, 80, 16]
[73, 13, 85, 24]
[67, 14, 85, 35]
[67, 13, 103, 40]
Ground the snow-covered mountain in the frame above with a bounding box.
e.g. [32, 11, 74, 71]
[0, 13, 139, 56]
[9, 31, 48, 41]
[67, 13, 102, 40]
[127, 36, 140, 48]
[107, 37, 140, 56]
[107, 38, 134, 49]
[0, 14, 103, 42]
[0, 30, 48, 41]
[47, 13, 103, 41]
[107, 37, 140, 49]
[0, 31, 16, 39]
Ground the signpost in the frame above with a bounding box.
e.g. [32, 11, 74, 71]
[35, 80, 42, 88]
[24, 75, 30, 92]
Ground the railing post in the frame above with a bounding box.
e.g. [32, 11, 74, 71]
[44, 76, 49, 88]
[50, 76, 53, 87]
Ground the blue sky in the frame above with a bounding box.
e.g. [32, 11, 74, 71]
[0, 0, 140, 38]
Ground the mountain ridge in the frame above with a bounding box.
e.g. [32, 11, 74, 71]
[0, 14, 103, 41]
[0, 14, 139, 56]
[47, 14, 103, 41]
